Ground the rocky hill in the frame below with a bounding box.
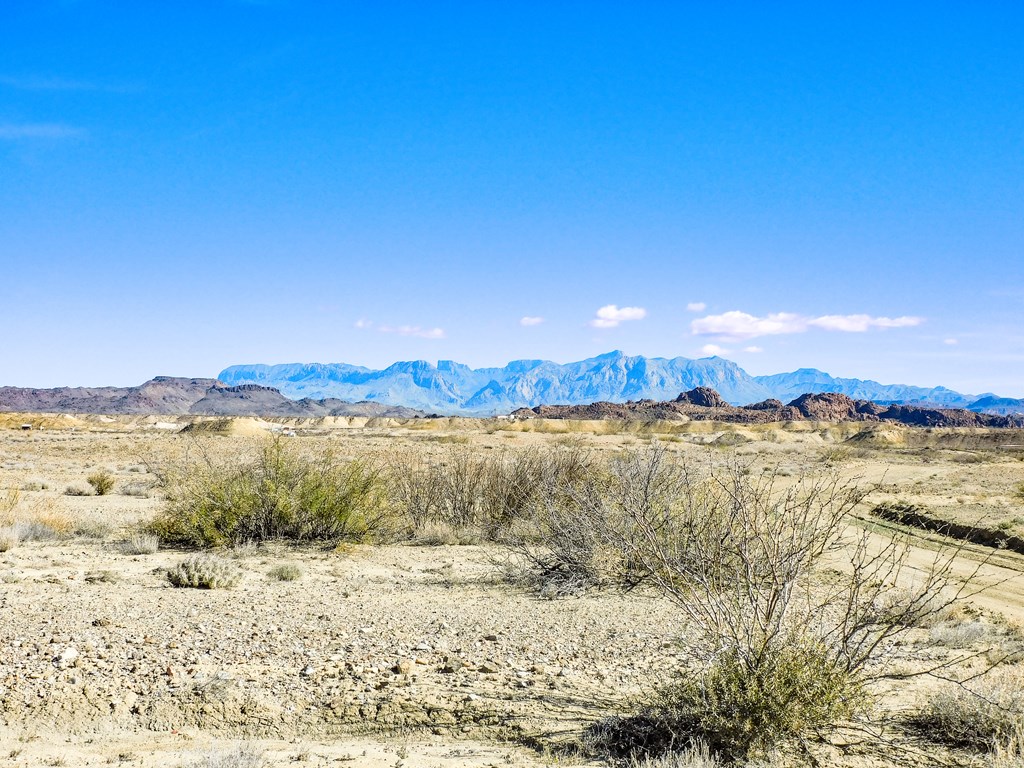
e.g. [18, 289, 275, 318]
[220, 352, 1024, 417]
[0, 378, 428, 418]
[512, 389, 1024, 428]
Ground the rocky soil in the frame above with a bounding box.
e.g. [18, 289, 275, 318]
[3, 419, 1024, 766]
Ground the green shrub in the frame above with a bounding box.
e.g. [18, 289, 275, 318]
[150, 438, 391, 547]
[654, 642, 866, 762]
[167, 555, 242, 589]
[267, 563, 302, 582]
[87, 470, 115, 496]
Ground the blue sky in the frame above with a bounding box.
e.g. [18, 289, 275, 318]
[2, 2, 1022, 396]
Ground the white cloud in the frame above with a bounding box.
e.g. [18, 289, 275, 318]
[519, 316, 544, 327]
[0, 122, 82, 139]
[743, 346, 763, 353]
[691, 310, 923, 340]
[589, 304, 647, 329]
[354, 319, 373, 329]
[700, 344, 729, 356]
[808, 314, 922, 332]
[691, 311, 806, 339]
[686, 302, 707, 312]
[943, 337, 959, 345]
[378, 325, 445, 339]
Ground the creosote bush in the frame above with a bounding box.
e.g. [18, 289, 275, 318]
[150, 437, 392, 548]
[387, 442, 594, 543]
[87, 470, 115, 496]
[167, 554, 242, 589]
[568, 446, 967, 763]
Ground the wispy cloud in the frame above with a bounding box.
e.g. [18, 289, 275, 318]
[519, 316, 544, 327]
[0, 123, 83, 140]
[355, 319, 444, 339]
[686, 302, 706, 312]
[589, 304, 647, 329]
[943, 338, 959, 346]
[691, 310, 923, 341]
[0, 74, 139, 93]
[743, 346, 763, 353]
[380, 325, 445, 339]
[700, 344, 729, 356]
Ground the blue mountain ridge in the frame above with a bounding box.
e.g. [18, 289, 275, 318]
[217, 352, 1022, 417]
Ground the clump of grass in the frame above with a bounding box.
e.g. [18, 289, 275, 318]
[182, 742, 267, 768]
[167, 555, 242, 589]
[120, 482, 152, 498]
[626, 741, 722, 767]
[928, 620, 989, 648]
[0, 526, 17, 552]
[87, 470, 115, 496]
[267, 563, 302, 582]
[116, 533, 159, 555]
[915, 667, 1024, 753]
[150, 437, 392, 548]
[65, 485, 91, 497]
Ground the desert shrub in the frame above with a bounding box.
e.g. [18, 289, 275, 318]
[1, 488, 20, 516]
[73, 519, 114, 539]
[0, 526, 17, 552]
[653, 642, 867, 762]
[915, 667, 1024, 752]
[64, 485, 91, 497]
[167, 554, 242, 589]
[116, 533, 160, 555]
[182, 742, 267, 768]
[387, 443, 595, 542]
[928, 620, 989, 648]
[87, 470, 115, 496]
[575, 447, 965, 762]
[120, 481, 152, 498]
[267, 563, 302, 581]
[151, 437, 392, 547]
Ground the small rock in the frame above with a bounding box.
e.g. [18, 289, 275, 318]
[477, 661, 499, 674]
[392, 660, 413, 675]
[54, 647, 78, 669]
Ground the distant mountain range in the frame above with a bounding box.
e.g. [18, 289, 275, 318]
[0, 377, 426, 418]
[218, 351, 1024, 416]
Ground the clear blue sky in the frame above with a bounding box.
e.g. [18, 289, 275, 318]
[2, 2, 1022, 396]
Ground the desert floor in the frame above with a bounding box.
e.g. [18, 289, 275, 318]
[2, 414, 1024, 767]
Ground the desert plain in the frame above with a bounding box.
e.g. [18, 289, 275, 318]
[2, 413, 1024, 768]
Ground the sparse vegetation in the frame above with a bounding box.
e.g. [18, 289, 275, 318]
[166, 554, 242, 589]
[116, 533, 159, 555]
[181, 742, 267, 768]
[915, 667, 1024, 753]
[0, 526, 17, 552]
[564, 447, 967, 763]
[151, 437, 392, 548]
[87, 470, 116, 496]
[267, 563, 302, 581]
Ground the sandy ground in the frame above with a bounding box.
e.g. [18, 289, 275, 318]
[2, 416, 1024, 767]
